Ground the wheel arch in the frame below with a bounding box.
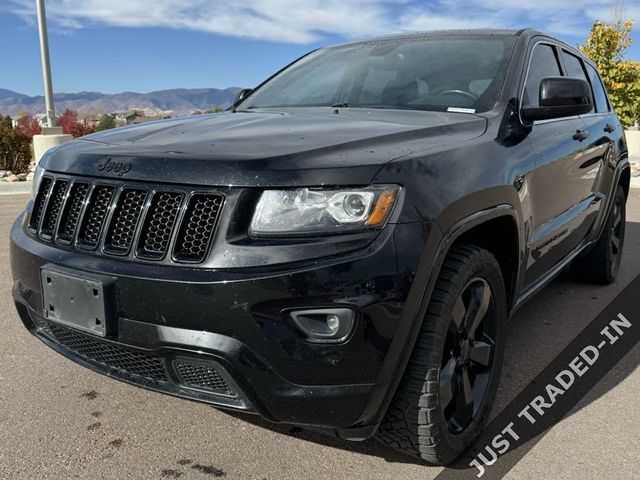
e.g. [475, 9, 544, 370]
[619, 164, 631, 200]
[450, 212, 520, 314]
[363, 203, 523, 431]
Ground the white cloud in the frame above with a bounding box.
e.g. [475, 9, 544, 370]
[6, 0, 637, 43]
[8, 0, 397, 43]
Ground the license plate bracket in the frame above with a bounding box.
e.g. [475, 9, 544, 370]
[41, 268, 109, 337]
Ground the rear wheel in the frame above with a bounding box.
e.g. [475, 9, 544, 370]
[377, 244, 507, 465]
[572, 185, 626, 285]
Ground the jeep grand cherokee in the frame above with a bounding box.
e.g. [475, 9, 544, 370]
[10, 29, 630, 465]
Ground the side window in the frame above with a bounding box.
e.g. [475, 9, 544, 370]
[561, 50, 594, 113]
[523, 44, 562, 107]
[585, 64, 610, 113]
[561, 51, 588, 81]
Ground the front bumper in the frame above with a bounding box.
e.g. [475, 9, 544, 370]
[10, 211, 434, 438]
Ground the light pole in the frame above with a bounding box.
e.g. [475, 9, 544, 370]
[32, 0, 72, 165]
[36, 0, 56, 128]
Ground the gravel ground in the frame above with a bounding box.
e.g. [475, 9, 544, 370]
[0, 191, 638, 480]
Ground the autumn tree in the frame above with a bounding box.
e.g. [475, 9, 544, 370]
[96, 114, 116, 131]
[1, 115, 12, 129]
[0, 118, 31, 173]
[16, 113, 42, 140]
[58, 109, 80, 135]
[579, 20, 640, 127]
[57, 109, 96, 138]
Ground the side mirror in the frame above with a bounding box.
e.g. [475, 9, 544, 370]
[521, 77, 593, 122]
[233, 88, 253, 107]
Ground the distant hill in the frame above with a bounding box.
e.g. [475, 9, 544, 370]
[0, 87, 240, 117]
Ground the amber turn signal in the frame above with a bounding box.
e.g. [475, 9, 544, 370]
[365, 190, 397, 226]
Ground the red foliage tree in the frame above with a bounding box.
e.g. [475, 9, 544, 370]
[58, 109, 79, 135]
[57, 109, 95, 138]
[16, 114, 42, 140]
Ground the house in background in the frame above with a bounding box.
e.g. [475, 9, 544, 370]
[125, 111, 145, 125]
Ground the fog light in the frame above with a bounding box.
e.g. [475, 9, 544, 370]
[326, 314, 340, 333]
[290, 308, 354, 343]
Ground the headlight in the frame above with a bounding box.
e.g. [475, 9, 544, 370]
[250, 186, 398, 236]
[31, 163, 46, 199]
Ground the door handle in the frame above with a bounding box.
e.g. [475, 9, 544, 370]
[604, 124, 615, 133]
[573, 130, 589, 141]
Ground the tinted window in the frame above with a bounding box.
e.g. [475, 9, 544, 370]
[523, 44, 561, 107]
[585, 64, 610, 113]
[561, 51, 593, 113]
[241, 37, 517, 113]
[561, 51, 588, 81]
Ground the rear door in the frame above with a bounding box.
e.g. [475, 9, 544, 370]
[522, 42, 596, 287]
[575, 58, 622, 235]
[559, 49, 613, 204]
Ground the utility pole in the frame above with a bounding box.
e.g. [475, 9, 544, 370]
[32, 0, 72, 164]
[36, 0, 56, 128]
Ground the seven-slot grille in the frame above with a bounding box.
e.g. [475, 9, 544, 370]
[29, 175, 224, 264]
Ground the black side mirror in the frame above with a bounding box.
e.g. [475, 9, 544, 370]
[521, 77, 593, 122]
[233, 88, 253, 107]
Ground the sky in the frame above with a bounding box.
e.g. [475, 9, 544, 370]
[0, 0, 638, 96]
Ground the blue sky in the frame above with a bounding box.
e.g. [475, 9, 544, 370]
[1, 0, 638, 96]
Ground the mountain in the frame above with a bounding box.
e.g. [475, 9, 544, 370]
[0, 87, 240, 117]
[0, 88, 28, 101]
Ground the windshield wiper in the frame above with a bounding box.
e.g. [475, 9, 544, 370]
[331, 102, 351, 108]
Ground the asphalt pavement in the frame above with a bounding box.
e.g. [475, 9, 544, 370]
[0, 190, 638, 480]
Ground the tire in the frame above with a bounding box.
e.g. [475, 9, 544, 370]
[572, 185, 626, 285]
[376, 244, 507, 465]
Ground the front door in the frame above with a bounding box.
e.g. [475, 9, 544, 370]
[522, 42, 600, 288]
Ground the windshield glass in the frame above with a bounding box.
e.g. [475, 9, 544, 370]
[241, 36, 517, 113]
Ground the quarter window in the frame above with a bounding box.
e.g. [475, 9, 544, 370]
[523, 44, 562, 107]
[585, 64, 610, 113]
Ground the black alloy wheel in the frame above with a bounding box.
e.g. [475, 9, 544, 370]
[440, 277, 496, 433]
[377, 244, 507, 465]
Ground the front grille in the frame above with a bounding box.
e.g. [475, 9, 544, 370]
[173, 194, 224, 263]
[58, 182, 89, 244]
[40, 180, 69, 239]
[78, 185, 115, 249]
[48, 323, 169, 382]
[29, 175, 224, 264]
[29, 177, 53, 232]
[173, 360, 235, 396]
[137, 191, 183, 260]
[104, 188, 147, 255]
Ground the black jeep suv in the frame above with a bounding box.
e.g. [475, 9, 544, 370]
[11, 29, 629, 464]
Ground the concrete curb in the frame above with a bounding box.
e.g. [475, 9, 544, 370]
[0, 181, 32, 196]
[630, 156, 640, 190]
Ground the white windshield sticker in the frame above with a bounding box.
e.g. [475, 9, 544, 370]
[447, 107, 476, 114]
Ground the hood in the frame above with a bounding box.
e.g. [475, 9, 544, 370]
[44, 109, 487, 187]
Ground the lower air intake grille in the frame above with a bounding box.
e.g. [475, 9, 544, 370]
[48, 323, 169, 382]
[173, 360, 235, 396]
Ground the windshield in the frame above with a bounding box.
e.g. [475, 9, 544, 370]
[240, 36, 517, 114]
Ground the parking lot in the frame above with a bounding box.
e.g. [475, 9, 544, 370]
[1, 190, 639, 480]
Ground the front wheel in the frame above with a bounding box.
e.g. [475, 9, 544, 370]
[377, 244, 507, 465]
